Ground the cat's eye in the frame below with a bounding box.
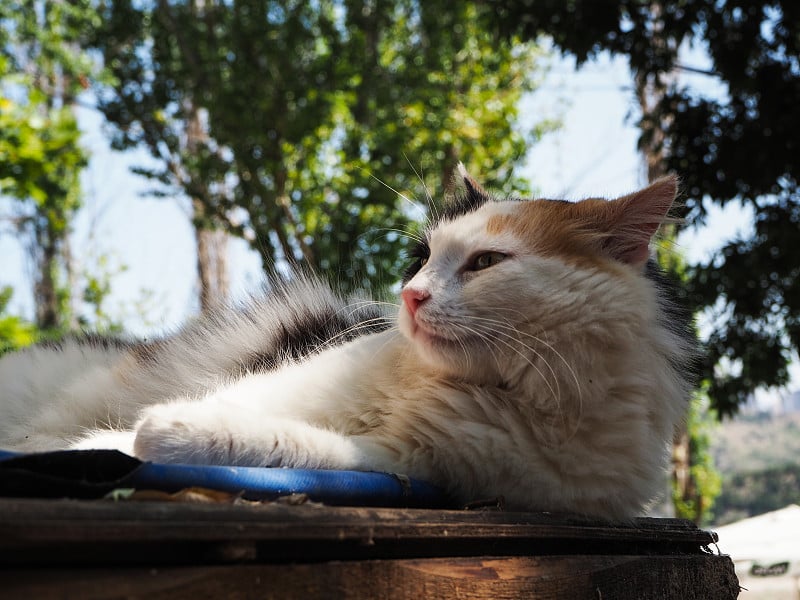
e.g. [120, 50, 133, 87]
[471, 252, 507, 271]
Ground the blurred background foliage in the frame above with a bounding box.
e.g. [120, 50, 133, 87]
[90, 0, 550, 303]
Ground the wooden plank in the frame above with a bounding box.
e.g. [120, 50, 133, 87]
[0, 555, 740, 600]
[0, 498, 718, 565]
[0, 498, 739, 599]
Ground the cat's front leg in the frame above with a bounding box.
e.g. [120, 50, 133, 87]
[132, 400, 385, 470]
[70, 430, 137, 454]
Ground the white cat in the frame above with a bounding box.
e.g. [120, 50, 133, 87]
[0, 168, 696, 520]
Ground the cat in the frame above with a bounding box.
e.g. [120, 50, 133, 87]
[0, 166, 696, 520]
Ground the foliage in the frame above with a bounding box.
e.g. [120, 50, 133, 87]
[0, 0, 104, 100]
[653, 238, 722, 524]
[91, 0, 551, 293]
[0, 96, 85, 233]
[667, 4, 800, 419]
[672, 392, 722, 525]
[0, 287, 38, 356]
[77, 251, 128, 334]
[0, 93, 86, 331]
[485, 0, 800, 417]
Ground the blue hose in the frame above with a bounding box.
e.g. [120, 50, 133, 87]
[0, 449, 451, 508]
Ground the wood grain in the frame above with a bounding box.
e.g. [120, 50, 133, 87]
[1, 556, 739, 599]
[0, 498, 739, 599]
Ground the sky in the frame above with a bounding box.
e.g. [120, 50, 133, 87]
[1, 48, 796, 401]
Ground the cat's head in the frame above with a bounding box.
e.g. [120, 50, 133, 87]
[398, 165, 679, 384]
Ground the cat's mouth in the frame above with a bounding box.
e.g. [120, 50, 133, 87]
[399, 307, 468, 357]
[406, 317, 461, 350]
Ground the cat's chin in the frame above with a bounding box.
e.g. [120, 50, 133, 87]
[399, 313, 490, 380]
[410, 321, 455, 349]
[400, 311, 452, 348]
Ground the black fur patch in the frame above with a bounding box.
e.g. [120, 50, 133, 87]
[240, 285, 390, 373]
[401, 181, 492, 284]
[437, 186, 492, 224]
[644, 260, 700, 380]
[402, 239, 431, 284]
[131, 339, 169, 365]
[37, 334, 135, 352]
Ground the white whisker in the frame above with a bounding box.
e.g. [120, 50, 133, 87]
[442, 313, 585, 443]
[464, 314, 583, 407]
[358, 166, 427, 218]
[402, 152, 439, 222]
[461, 319, 562, 411]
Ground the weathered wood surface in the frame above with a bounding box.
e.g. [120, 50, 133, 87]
[0, 498, 740, 599]
[2, 556, 739, 599]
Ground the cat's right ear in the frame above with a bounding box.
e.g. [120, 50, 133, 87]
[603, 175, 679, 266]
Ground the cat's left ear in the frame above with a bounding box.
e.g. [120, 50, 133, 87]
[456, 162, 492, 205]
[604, 175, 679, 266]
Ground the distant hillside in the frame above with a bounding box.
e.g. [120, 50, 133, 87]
[712, 464, 800, 526]
[712, 412, 800, 474]
[710, 412, 800, 525]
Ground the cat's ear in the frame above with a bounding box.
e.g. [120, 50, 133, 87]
[456, 162, 492, 205]
[603, 175, 679, 266]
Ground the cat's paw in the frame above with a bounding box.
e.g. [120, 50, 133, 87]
[132, 401, 238, 465]
[131, 400, 370, 470]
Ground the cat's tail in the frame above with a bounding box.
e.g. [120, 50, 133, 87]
[0, 338, 135, 452]
[0, 275, 395, 453]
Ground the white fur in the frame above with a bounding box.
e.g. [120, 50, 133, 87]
[0, 193, 692, 520]
[0, 340, 132, 451]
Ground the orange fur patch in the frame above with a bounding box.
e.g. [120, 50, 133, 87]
[487, 199, 618, 270]
[487, 176, 677, 270]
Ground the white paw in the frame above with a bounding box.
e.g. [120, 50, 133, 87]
[132, 402, 236, 465]
[70, 430, 137, 455]
[131, 401, 359, 469]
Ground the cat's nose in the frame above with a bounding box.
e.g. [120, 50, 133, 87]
[402, 287, 431, 318]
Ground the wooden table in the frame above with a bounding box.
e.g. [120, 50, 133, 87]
[0, 498, 739, 599]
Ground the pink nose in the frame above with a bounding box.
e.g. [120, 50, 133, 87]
[402, 287, 430, 318]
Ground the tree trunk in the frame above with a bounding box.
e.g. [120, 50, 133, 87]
[186, 101, 229, 313]
[633, 1, 697, 523]
[32, 221, 60, 330]
[194, 206, 229, 314]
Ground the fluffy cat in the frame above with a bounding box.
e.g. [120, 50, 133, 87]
[0, 168, 696, 520]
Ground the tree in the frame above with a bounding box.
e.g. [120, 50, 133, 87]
[666, 3, 800, 419]
[90, 0, 232, 312]
[0, 95, 85, 330]
[0, 0, 101, 331]
[484, 0, 800, 418]
[92, 0, 551, 295]
[672, 391, 722, 525]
